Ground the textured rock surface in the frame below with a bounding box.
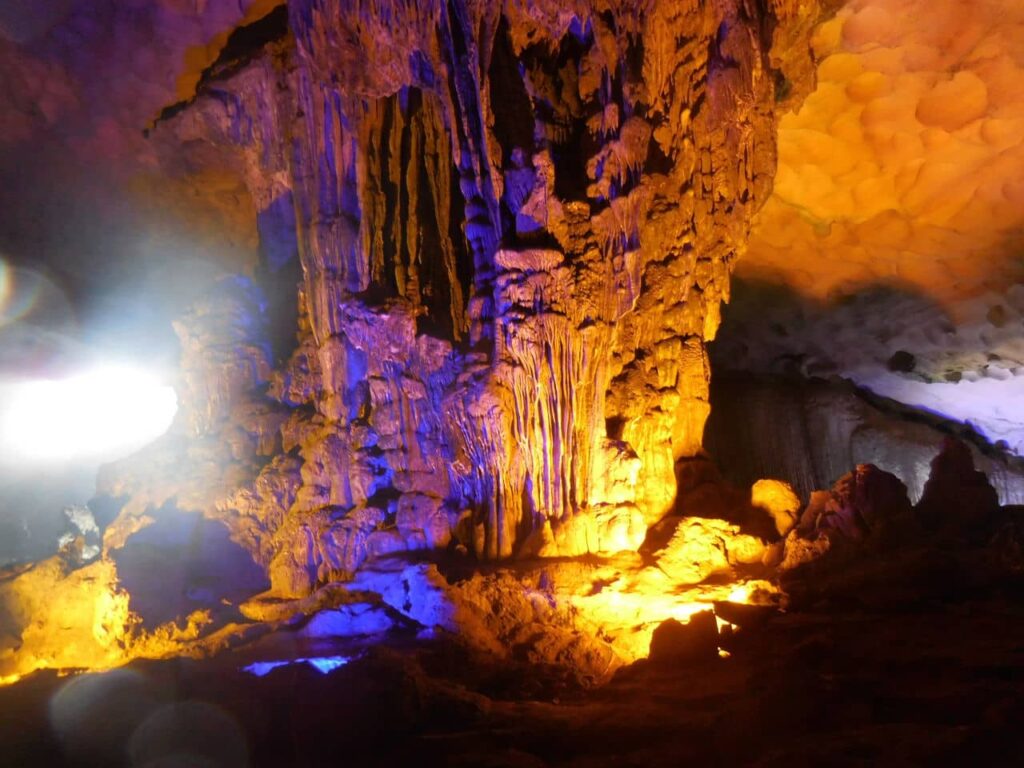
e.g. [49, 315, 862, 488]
[712, 279, 1024, 460]
[722, 0, 1024, 460]
[705, 372, 1024, 505]
[748, 0, 1024, 307]
[1, 0, 833, 684]
[751, 478, 802, 537]
[145, 0, 828, 568]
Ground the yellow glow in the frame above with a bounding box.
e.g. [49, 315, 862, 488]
[565, 566, 777, 663]
[727, 584, 752, 603]
[0, 556, 213, 686]
[0, 366, 177, 463]
[747, 0, 1024, 305]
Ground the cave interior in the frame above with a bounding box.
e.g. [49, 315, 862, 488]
[1, 0, 1024, 765]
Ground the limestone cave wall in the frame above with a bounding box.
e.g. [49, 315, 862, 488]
[139, 0, 829, 584]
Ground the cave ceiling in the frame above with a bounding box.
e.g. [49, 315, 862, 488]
[732, 0, 1024, 454]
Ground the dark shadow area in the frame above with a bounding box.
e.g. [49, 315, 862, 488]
[112, 504, 268, 629]
[707, 276, 1024, 504]
[4, 593, 1024, 767]
[254, 192, 302, 365]
[0, 466, 97, 568]
[710, 276, 965, 381]
[488, 17, 536, 167]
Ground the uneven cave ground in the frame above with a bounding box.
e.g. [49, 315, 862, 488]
[3, 572, 1024, 766]
[4, 451, 1024, 767]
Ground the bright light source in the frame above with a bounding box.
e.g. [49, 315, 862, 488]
[0, 366, 177, 464]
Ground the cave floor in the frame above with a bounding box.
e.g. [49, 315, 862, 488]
[3, 595, 1024, 768]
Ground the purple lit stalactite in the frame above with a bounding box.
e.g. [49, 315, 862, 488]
[149, 0, 821, 578]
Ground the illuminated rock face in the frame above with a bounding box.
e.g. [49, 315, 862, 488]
[727, 0, 1024, 459]
[155, 0, 825, 569]
[1, 0, 833, 683]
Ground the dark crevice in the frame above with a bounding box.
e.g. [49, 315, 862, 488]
[413, 99, 457, 341]
[379, 95, 400, 297]
[624, 34, 645, 86]
[605, 416, 626, 441]
[646, 131, 674, 176]
[449, 163, 474, 333]
[773, 68, 793, 102]
[145, 4, 289, 134]
[488, 17, 536, 166]
[551, 121, 589, 203]
[708, 21, 739, 75]
[255, 250, 302, 365]
[398, 89, 418, 293]
[370, 86, 472, 344]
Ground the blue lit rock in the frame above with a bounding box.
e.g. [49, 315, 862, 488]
[148, 0, 826, 566]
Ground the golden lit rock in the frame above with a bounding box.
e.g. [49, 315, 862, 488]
[654, 518, 766, 585]
[751, 479, 802, 537]
[747, 0, 1024, 306]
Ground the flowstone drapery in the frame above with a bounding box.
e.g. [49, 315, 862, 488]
[1, 0, 834, 684]
[156, 0, 826, 569]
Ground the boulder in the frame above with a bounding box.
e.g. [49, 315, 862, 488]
[796, 464, 914, 544]
[751, 478, 801, 537]
[917, 438, 1000, 535]
[648, 612, 719, 664]
[781, 464, 915, 573]
[653, 517, 766, 585]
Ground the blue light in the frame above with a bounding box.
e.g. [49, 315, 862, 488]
[305, 656, 350, 674]
[241, 655, 352, 677]
[241, 659, 290, 677]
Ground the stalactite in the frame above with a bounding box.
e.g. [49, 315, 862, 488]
[143, 0, 830, 571]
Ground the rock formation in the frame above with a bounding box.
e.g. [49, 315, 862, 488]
[151, 0, 830, 567]
[705, 371, 1024, 505]
[1, 0, 839, 683]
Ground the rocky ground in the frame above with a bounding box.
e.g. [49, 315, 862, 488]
[5, 428, 1024, 767]
[3, 519, 1024, 768]
[2, 595, 1023, 767]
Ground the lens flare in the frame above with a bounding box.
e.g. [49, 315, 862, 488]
[0, 366, 177, 463]
[0, 260, 73, 327]
[0, 259, 9, 314]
